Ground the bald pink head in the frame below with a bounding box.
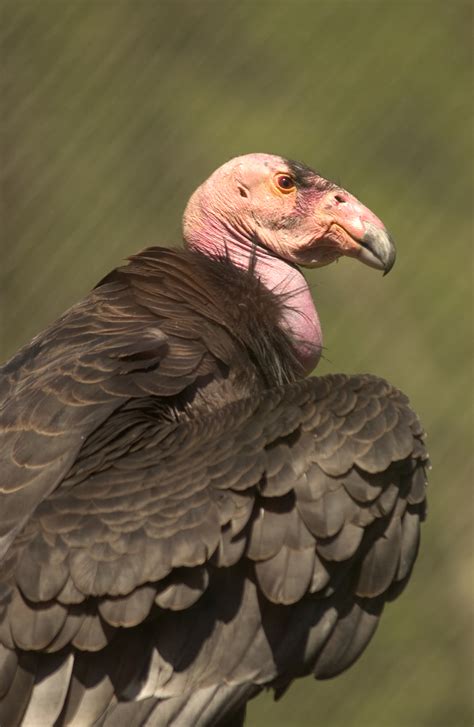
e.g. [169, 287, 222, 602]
[183, 153, 395, 373]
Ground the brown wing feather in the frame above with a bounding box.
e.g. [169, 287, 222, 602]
[1, 372, 428, 725]
[0, 248, 428, 726]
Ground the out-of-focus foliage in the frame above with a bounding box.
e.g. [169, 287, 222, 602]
[1, 2, 472, 725]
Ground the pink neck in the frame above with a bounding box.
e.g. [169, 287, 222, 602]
[184, 213, 322, 373]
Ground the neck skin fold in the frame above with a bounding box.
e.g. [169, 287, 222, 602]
[184, 209, 322, 374]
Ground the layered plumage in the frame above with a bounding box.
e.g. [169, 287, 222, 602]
[0, 155, 428, 726]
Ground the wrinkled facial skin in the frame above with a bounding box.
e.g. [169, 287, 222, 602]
[243, 161, 341, 265]
[183, 153, 395, 373]
[200, 153, 396, 274]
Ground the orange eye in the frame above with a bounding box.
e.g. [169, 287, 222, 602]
[275, 174, 296, 193]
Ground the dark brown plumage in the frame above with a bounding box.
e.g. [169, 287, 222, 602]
[0, 155, 428, 727]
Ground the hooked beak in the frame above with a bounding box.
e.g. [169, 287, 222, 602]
[357, 222, 396, 275]
[295, 187, 396, 275]
[303, 187, 396, 275]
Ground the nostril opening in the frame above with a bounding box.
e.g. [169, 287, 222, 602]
[334, 194, 346, 204]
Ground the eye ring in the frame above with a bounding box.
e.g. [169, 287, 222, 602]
[274, 173, 296, 193]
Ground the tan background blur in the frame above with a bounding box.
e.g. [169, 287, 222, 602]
[1, 2, 472, 726]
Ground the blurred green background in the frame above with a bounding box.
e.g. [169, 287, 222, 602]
[1, 2, 472, 725]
